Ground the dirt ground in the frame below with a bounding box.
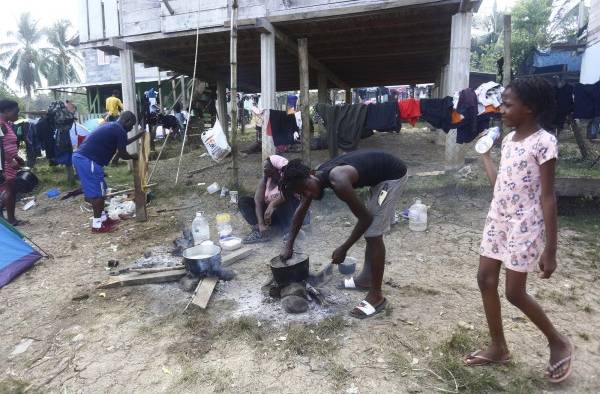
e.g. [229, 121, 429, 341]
[1, 128, 599, 393]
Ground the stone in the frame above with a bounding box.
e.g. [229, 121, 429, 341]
[280, 282, 307, 299]
[179, 274, 201, 292]
[282, 295, 309, 314]
[217, 268, 236, 281]
[143, 251, 152, 258]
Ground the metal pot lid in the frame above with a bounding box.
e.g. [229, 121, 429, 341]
[270, 252, 308, 268]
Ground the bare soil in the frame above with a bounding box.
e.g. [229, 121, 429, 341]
[1, 128, 599, 393]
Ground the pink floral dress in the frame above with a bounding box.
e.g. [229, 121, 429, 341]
[479, 129, 558, 272]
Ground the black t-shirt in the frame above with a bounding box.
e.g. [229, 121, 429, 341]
[316, 150, 407, 188]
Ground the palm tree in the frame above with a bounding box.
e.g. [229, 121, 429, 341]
[45, 20, 82, 86]
[0, 13, 50, 99]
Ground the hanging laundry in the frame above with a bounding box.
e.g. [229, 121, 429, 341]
[587, 117, 600, 139]
[456, 88, 479, 144]
[553, 83, 573, 129]
[420, 97, 454, 132]
[287, 95, 298, 109]
[268, 110, 299, 147]
[475, 81, 504, 114]
[398, 99, 421, 126]
[365, 102, 399, 133]
[573, 81, 600, 119]
[315, 103, 368, 151]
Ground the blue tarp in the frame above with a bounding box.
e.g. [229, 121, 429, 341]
[0, 218, 42, 288]
[533, 49, 582, 72]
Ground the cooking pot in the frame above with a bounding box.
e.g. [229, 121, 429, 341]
[14, 168, 38, 193]
[182, 243, 222, 276]
[270, 252, 309, 287]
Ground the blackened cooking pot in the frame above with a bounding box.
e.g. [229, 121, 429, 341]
[270, 252, 309, 287]
[182, 243, 222, 276]
[14, 168, 39, 193]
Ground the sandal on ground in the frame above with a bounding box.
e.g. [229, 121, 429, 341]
[547, 343, 574, 384]
[336, 277, 370, 291]
[464, 350, 511, 366]
[242, 229, 270, 244]
[8, 219, 29, 227]
[349, 298, 387, 319]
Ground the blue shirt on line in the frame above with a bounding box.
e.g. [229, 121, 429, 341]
[77, 122, 128, 166]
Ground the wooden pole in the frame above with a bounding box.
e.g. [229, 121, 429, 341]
[180, 75, 187, 109]
[230, 0, 239, 188]
[119, 45, 147, 221]
[171, 79, 177, 108]
[503, 14, 512, 87]
[345, 89, 352, 104]
[216, 80, 228, 136]
[298, 38, 311, 167]
[157, 68, 162, 110]
[260, 31, 277, 161]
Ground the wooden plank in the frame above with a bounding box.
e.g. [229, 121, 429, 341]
[503, 14, 511, 86]
[78, 0, 90, 43]
[298, 38, 311, 167]
[555, 177, 600, 197]
[104, 0, 120, 38]
[165, 0, 227, 14]
[88, 0, 104, 40]
[191, 276, 218, 309]
[221, 247, 254, 267]
[97, 269, 186, 289]
[161, 8, 228, 32]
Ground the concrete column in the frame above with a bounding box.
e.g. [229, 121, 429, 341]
[260, 31, 277, 160]
[445, 12, 472, 170]
[503, 14, 512, 87]
[216, 80, 228, 136]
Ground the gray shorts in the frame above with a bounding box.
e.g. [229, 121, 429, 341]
[364, 175, 408, 238]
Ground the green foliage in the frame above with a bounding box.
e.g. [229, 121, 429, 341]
[0, 13, 50, 98]
[44, 20, 82, 86]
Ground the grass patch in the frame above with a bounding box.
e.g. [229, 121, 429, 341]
[326, 362, 352, 389]
[577, 332, 590, 341]
[217, 316, 267, 342]
[0, 378, 33, 394]
[283, 318, 343, 357]
[556, 156, 600, 178]
[205, 368, 233, 393]
[422, 326, 547, 393]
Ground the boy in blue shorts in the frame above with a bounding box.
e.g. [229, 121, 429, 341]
[72, 111, 145, 233]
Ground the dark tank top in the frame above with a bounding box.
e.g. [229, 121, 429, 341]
[316, 150, 407, 188]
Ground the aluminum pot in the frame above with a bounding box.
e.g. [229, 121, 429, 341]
[182, 243, 222, 276]
[270, 252, 309, 287]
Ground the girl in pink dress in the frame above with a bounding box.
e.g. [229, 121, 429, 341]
[464, 77, 573, 383]
[0, 100, 25, 226]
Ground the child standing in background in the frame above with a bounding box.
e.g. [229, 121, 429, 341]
[464, 77, 573, 383]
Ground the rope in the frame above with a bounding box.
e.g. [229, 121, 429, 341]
[174, 0, 202, 184]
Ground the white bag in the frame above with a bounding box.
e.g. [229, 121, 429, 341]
[201, 119, 231, 162]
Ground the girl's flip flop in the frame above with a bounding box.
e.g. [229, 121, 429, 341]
[547, 343, 574, 384]
[464, 350, 511, 366]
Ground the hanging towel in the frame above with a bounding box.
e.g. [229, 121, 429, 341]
[475, 81, 503, 114]
[456, 88, 479, 144]
[269, 110, 298, 146]
[315, 103, 368, 151]
[365, 102, 400, 133]
[553, 83, 573, 129]
[419, 97, 454, 132]
[573, 81, 600, 119]
[398, 99, 421, 126]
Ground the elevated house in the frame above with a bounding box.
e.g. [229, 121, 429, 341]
[76, 0, 482, 220]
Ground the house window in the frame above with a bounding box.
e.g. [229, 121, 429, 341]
[97, 50, 111, 65]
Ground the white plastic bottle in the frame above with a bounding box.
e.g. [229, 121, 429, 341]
[192, 212, 210, 245]
[408, 199, 428, 232]
[475, 126, 501, 154]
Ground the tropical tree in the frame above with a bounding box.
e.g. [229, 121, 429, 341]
[44, 20, 82, 86]
[0, 13, 50, 99]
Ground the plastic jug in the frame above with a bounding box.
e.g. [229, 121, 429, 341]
[192, 212, 210, 245]
[475, 126, 501, 154]
[408, 199, 428, 232]
[216, 213, 233, 239]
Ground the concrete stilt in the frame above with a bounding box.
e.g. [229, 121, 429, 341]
[445, 12, 472, 170]
[260, 31, 277, 160]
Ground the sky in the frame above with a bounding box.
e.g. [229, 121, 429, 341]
[0, 0, 79, 39]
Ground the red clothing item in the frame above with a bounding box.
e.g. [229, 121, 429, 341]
[0, 119, 19, 181]
[398, 99, 421, 126]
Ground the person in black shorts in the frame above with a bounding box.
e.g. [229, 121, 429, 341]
[279, 149, 408, 319]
